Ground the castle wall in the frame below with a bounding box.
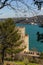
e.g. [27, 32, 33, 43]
[24, 35, 29, 52]
[17, 26, 29, 52]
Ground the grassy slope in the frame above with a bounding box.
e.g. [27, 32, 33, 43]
[4, 61, 38, 65]
[15, 61, 38, 65]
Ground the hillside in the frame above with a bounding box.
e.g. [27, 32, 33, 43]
[0, 15, 43, 24]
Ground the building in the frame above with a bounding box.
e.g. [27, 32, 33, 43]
[17, 26, 29, 52]
[17, 26, 40, 57]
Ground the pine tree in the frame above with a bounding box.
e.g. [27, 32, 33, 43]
[0, 18, 25, 65]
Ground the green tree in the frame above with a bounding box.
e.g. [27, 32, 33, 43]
[40, 52, 43, 59]
[0, 18, 25, 65]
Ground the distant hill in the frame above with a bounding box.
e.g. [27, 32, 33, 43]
[14, 15, 43, 24]
[0, 15, 43, 24]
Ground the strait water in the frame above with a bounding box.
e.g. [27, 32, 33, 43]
[16, 23, 43, 52]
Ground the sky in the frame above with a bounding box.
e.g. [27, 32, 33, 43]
[0, 0, 43, 18]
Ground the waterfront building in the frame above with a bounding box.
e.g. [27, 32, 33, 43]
[17, 26, 29, 52]
[17, 26, 40, 57]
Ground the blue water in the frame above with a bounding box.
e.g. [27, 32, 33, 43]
[16, 23, 43, 52]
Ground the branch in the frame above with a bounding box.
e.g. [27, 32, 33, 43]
[0, 0, 9, 9]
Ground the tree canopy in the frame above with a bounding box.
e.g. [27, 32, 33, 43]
[0, 18, 25, 64]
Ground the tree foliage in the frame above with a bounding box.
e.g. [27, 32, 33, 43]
[33, 0, 43, 10]
[40, 52, 43, 59]
[0, 18, 25, 64]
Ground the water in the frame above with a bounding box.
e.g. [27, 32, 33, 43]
[16, 23, 43, 52]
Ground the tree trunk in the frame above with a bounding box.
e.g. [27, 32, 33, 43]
[2, 47, 5, 65]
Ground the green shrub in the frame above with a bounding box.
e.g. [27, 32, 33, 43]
[23, 57, 29, 65]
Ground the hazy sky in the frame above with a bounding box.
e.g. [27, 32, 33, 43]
[0, 0, 43, 18]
